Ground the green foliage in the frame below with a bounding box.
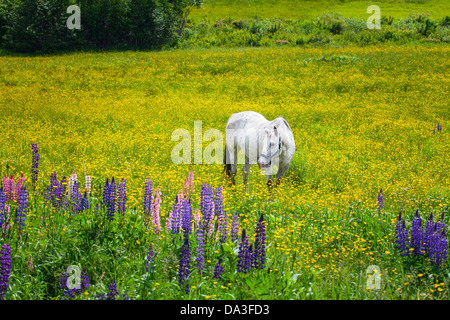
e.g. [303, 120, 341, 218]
[318, 12, 346, 35]
[395, 13, 438, 36]
[176, 13, 448, 49]
[1, 0, 203, 53]
[2, 0, 80, 53]
[440, 16, 450, 27]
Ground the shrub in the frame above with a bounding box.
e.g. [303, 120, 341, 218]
[231, 19, 247, 30]
[3, 0, 81, 53]
[381, 15, 395, 26]
[395, 13, 437, 37]
[318, 12, 346, 35]
[1, 0, 202, 53]
[439, 16, 450, 27]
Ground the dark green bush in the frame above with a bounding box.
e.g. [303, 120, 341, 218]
[3, 0, 81, 53]
[1, 0, 202, 53]
[440, 16, 450, 27]
[318, 12, 346, 35]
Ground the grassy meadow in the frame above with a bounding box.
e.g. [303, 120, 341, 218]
[0, 0, 449, 301]
[190, 0, 450, 21]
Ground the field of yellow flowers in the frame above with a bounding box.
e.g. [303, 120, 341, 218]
[0, 44, 449, 300]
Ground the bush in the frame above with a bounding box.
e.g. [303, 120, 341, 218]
[395, 13, 437, 37]
[1, 0, 202, 53]
[3, 0, 82, 53]
[440, 16, 450, 27]
[318, 12, 346, 35]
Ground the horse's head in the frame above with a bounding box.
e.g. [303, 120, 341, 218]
[258, 125, 283, 171]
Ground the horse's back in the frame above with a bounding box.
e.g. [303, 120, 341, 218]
[226, 111, 267, 130]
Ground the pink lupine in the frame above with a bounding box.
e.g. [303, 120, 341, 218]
[4, 175, 13, 201]
[194, 209, 201, 229]
[151, 187, 162, 233]
[1, 175, 10, 198]
[14, 174, 26, 201]
[4, 174, 25, 203]
[68, 171, 77, 199]
[183, 171, 194, 195]
[85, 175, 91, 194]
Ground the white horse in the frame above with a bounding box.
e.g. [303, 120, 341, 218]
[223, 111, 295, 190]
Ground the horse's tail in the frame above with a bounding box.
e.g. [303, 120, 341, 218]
[223, 145, 231, 178]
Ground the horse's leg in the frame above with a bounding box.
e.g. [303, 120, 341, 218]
[242, 156, 251, 192]
[266, 174, 273, 193]
[230, 145, 238, 186]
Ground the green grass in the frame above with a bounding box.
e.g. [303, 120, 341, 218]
[190, 0, 450, 22]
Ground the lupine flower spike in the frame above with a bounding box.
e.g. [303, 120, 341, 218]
[31, 143, 39, 190]
[410, 210, 423, 256]
[17, 186, 28, 233]
[377, 188, 383, 210]
[237, 228, 249, 273]
[151, 187, 162, 233]
[0, 243, 11, 300]
[394, 212, 409, 257]
[254, 213, 266, 269]
[196, 223, 205, 273]
[214, 258, 224, 280]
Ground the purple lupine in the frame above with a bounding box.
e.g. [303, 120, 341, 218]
[0, 188, 5, 229]
[59, 267, 90, 300]
[107, 280, 119, 300]
[254, 214, 266, 269]
[107, 177, 117, 220]
[17, 186, 28, 233]
[118, 178, 126, 215]
[143, 178, 152, 217]
[410, 210, 424, 256]
[423, 212, 435, 255]
[215, 186, 227, 243]
[237, 228, 249, 273]
[196, 223, 205, 272]
[94, 203, 100, 216]
[429, 215, 448, 269]
[146, 243, 154, 273]
[377, 188, 383, 210]
[179, 237, 191, 294]
[214, 186, 223, 217]
[213, 258, 224, 280]
[201, 184, 214, 231]
[201, 184, 215, 239]
[171, 193, 184, 234]
[395, 212, 409, 257]
[70, 181, 81, 214]
[0, 243, 11, 300]
[168, 196, 177, 234]
[48, 172, 60, 207]
[31, 143, 39, 189]
[81, 190, 89, 211]
[181, 198, 192, 236]
[231, 212, 239, 242]
[435, 229, 448, 268]
[437, 122, 442, 132]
